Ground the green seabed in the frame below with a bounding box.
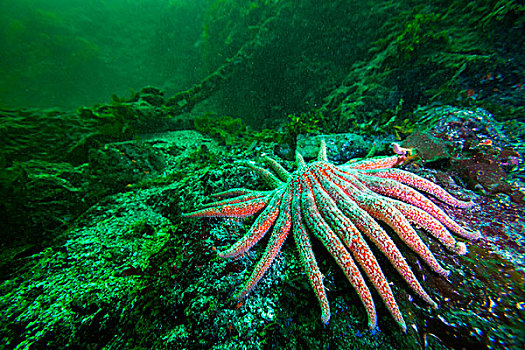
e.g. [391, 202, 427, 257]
[1, 0, 524, 349]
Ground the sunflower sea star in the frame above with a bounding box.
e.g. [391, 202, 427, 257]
[183, 141, 481, 331]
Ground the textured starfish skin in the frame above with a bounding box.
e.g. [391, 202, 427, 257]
[183, 141, 480, 331]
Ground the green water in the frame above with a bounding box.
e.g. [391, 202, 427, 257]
[0, 0, 207, 109]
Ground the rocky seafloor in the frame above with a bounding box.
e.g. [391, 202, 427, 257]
[1, 107, 524, 349]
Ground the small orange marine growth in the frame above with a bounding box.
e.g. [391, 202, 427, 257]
[392, 143, 414, 157]
[476, 139, 493, 147]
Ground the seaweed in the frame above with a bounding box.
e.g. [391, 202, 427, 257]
[321, 0, 524, 136]
[194, 114, 247, 146]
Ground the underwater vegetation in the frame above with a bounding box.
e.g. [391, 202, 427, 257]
[320, 0, 524, 137]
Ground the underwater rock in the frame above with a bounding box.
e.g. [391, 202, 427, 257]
[134, 86, 165, 107]
[404, 106, 524, 202]
[404, 130, 451, 162]
[296, 133, 395, 162]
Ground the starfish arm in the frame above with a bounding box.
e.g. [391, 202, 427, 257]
[385, 198, 467, 255]
[350, 235, 407, 331]
[291, 178, 330, 324]
[364, 168, 475, 208]
[314, 166, 438, 309]
[340, 155, 403, 171]
[264, 156, 292, 182]
[356, 173, 481, 240]
[239, 160, 284, 188]
[307, 172, 359, 246]
[218, 188, 284, 258]
[296, 152, 307, 169]
[200, 190, 270, 209]
[354, 192, 450, 277]
[328, 168, 450, 276]
[318, 140, 328, 161]
[211, 188, 269, 199]
[182, 195, 270, 218]
[301, 176, 377, 329]
[233, 185, 292, 300]
[329, 166, 369, 192]
[308, 171, 407, 330]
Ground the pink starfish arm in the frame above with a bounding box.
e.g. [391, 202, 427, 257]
[218, 188, 284, 258]
[306, 171, 360, 247]
[307, 170, 407, 331]
[350, 234, 407, 331]
[182, 195, 270, 218]
[384, 198, 467, 255]
[301, 176, 377, 330]
[199, 190, 270, 209]
[364, 168, 475, 208]
[341, 155, 403, 171]
[329, 167, 450, 277]
[211, 188, 269, 199]
[356, 193, 450, 277]
[356, 173, 481, 240]
[264, 155, 292, 181]
[240, 161, 284, 188]
[314, 165, 437, 310]
[291, 178, 330, 324]
[234, 185, 292, 300]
